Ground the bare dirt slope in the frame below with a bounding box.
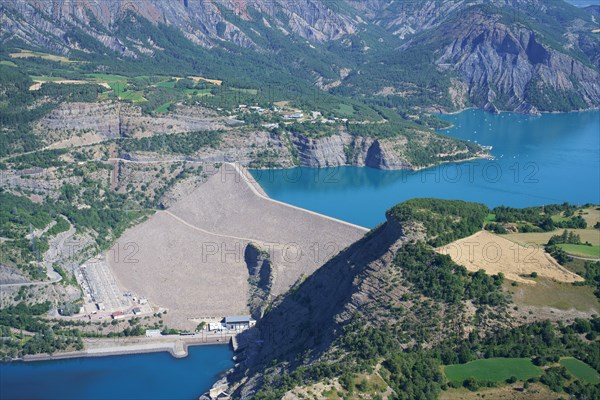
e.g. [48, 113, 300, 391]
[108, 164, 367, 328]
[437, 231, 584, 284]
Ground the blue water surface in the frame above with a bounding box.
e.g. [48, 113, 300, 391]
[0, 345, 233, 400]
[251, 110, 600, 228]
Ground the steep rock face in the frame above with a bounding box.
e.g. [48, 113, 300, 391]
[291, 132, 349, 168]
[2, 1, 598, 114]
[36, 102, 225, 143]
[39, 102, 121, 138]
[430, 11, 600, 112]
[244, 243, 274, 319]
[35, 101, 480, 170]
[0, 0, 357, 55]
[228, 216, 425, 398]
[291, 132, 413, 170]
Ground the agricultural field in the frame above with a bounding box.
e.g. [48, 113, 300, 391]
[9, 50, 76, 63]
[557, 244, 600, 258]
[440, 382, 567, 400]
[506, 277, 600, 313]
[505, 228, 600, 247]
[559, 358, 600, 384]
[0, 60, 17, 67]
[579, 206, 600, 227]
[443, 358, 542, 383]
[86, 73, 128, 82]
[188, 76, 222, 85]
[437, 231, 584, 284]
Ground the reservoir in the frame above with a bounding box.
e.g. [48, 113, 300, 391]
[1, 110, 598, 400]
[0, 345, 233, 400]
[251, 110, 600, 228]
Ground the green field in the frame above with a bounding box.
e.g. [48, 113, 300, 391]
[31, 75, 65, 82]
[558, 244, 600, 258]
[107, 81, 145, 102]
[156, 80, 177, 88]
[560, 358, 600, 384]
[336, 103, 355, 116]
[0, 60, 17, 67]
[231, 87, 258, 95]
[484, 213, 497, 223]
[444, 358, 542, 383]
[154, 102, 172, 113]
[86, 73, 128, 81]
[505, 277, 599, 312]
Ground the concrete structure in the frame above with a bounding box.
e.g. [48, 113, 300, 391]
[283, 113, 304, 119]
[145, 329, 162, 337]
[111, 311, 125, 319]
[107, 164, 368, 329]
[224, 315, 255, 331]
[208, 322, 225, 331]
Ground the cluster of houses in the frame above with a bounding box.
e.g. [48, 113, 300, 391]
[234, 103, 356, 133]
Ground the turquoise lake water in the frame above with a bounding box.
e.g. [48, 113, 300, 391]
[251, 110, 600, 228]
[0, 345, 233, 400]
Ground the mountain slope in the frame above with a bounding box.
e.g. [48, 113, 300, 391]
[402, 3, 600, 113]
[221, 199, 510, 399]
[212, 199, 600, 400]
[1, 0, 599, 113]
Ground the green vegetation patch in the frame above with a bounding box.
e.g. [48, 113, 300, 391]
[444, 358, 542, 383]
[155, 79, 177, 88]
[558, 244, 600, 258]
[388, 198, 489, 246]
[86, 73, 128, 81]
[154, 102, 172, 113]
[395, 242, 506, 305]
[559, 358, 600, 384]
[335, 103, 355, 116]
[119, 130, 222, 154]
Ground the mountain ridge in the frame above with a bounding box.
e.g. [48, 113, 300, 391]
[2, 0, 599, 114]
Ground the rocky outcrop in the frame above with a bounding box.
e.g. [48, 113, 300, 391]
[244, 243, 274, 319]
[37, 102, 226, 143]
[1, 0, 357, 56]
[290, 131, 424, 170]
[226, 214, 426, 398]
[430, 11, 600, 112]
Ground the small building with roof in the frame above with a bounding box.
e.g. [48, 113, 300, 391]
[223, 315, 256, 331]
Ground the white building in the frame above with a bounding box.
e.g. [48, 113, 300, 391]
[224, 316, 256, 331]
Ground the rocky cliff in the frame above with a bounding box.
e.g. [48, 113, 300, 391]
[414, 5, 600, 113]
[1, 0, 357, 55]
[229, 215, 425, 398]
[213, 199, 515, 398]
[36, 101, 482, 171]
[244, 243, 274, 319]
